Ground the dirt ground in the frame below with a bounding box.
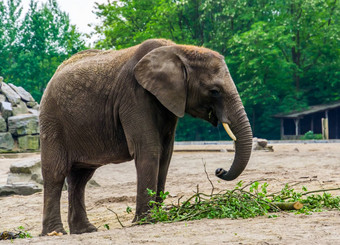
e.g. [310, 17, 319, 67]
[0, 142, 339, 244]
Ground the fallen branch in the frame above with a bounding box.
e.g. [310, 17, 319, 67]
[202, 159, 215, 195]
[301, 188, 340, 196]
[273, 201, 303, 210]
[107, 207, 125, 228]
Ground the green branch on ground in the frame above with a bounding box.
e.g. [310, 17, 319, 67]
[130, 181, 340, 225]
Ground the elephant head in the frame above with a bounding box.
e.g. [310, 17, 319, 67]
[134, 44, 253, 181]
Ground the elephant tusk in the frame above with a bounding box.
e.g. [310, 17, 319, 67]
[222, 123, 237, 141]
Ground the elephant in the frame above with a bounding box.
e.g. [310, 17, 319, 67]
[39, 39, 253, 235]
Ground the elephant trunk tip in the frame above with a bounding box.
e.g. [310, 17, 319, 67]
[215, 168, 237, 181]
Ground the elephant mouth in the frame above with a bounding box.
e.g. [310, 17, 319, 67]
[208, 108, 219, 127]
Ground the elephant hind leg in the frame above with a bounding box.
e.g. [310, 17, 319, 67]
[67, 165, 97, 234]
[41, 144, 68, 236]
[41, 175, 67, 236]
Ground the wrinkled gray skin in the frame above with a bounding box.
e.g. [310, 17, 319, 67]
[40, 39, 252, 235]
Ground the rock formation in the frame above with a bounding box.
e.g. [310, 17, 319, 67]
[0, 77, 39, 152]
[252, 137, 274, 152]
[0, 158, 42, 196]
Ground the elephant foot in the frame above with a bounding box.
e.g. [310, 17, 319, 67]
[70, 222, 97, 234]
[132, 211, 153, 223]
[40, 224, 67, 236]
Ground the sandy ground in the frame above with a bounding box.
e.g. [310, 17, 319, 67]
[0, 143, 339, 244]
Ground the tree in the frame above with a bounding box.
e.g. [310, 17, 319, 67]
[0, 0, 86, 101]
[93, 0, 340, 140]
[227, 0, 340, 138]
[93, 0, 187, 49]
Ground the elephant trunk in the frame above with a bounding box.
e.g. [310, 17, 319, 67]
[215, 101, 253, 181]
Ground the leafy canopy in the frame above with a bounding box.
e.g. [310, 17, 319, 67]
[93, 0, 340, 140]
[0, 0, 86, 101]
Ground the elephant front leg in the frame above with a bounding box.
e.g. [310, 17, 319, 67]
[133, 156, 160, 222]
[156, 139, 174, 203]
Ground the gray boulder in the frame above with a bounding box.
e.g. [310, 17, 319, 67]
[8, 114, 39, 136]
[0, 158, 43, 196]
[0, 82, 21, 105]
[253, 137, 274, 152]
[28, 108, 39, 116]
[18, 135, 40, 150]
[0, 132, 14, 152]
[0, 183, 42, 196]
[0, 94, 6, 102]
[9, 158, 41, 175]
[12, 100, 29, 116]
[9, 83, 35, 102]
[1, 101, 13, 120]
[27, 101, 38, 108]
[0, 116, 7, 132]
[257, 138, 268, 148]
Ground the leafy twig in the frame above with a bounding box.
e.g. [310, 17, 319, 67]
[301, 187, 340, 196]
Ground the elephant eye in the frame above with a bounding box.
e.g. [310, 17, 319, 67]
[210, 89, 220, 97]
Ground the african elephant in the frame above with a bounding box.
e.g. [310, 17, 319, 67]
[40, 39, 253, 235]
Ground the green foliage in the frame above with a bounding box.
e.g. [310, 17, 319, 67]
[16, 226, 32, 239]
[94, 0, 340, 140]
[93, 0, 192, 49]
[1, 0, 339, 140]
[270, 183, 340, 214]
[103, 224, 110, 230]
[136, 181, 339, 224]
[300, 131, 323, 140]
[0, 0, 86, 102]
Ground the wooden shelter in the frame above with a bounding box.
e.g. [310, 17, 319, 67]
[274, 101, 340, 140]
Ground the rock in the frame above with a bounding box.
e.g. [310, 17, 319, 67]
[9, 158, 41, 174]
[1, 82, 21, 105]
[18, 135, 40, 150]
[26, 101, 38, 108]
[257, 138, 268, 148]
[266, 145, 274, 152]
[0, 183, 42, 196]
[0, 94, 6, 102]
[28, 108, 39, 116]
[1, 101, 13, 120]
[8, 83, 35, 102]
[32, 104, 39, 110]
[8, 114, 39, 136]
[12, 100, 29, 116]
[0, 116, 7, 132]
[252, 137, 273, 152]
[0, 158, 43, 196]
[0, 132, 14, 152]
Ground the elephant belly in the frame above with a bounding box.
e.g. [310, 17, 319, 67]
[65, 127, 133, 167]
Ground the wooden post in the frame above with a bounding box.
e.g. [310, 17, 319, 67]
[322, 118, 329, 140]
[294, 118, 300, 138]
[325, 110, 329, 139]
[325, 118, 329, 139]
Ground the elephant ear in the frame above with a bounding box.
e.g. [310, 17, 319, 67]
[134, 46, 187, 118]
